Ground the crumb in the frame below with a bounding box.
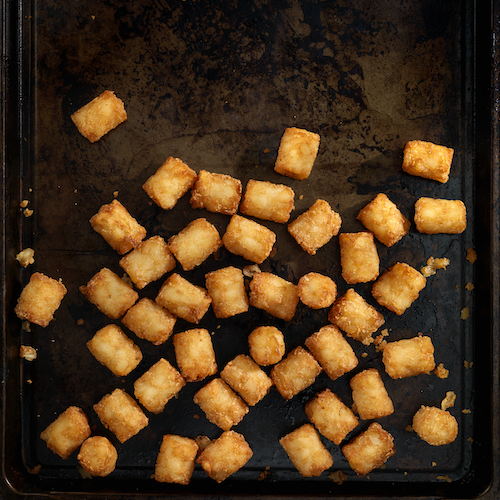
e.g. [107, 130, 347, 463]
[16, 248, 35, 267]
[74, 188, 78, 193]
[421, 257, 450, 277]
[19, 200, 29, 208]
[258, 466, 271, 481]
[263, 148, 270, 154]
[464, 360, 470, 369]
[27, 379, 32, 384]
[405, 425, 413, 432]
[195, 435, 211, 453]
[91, 15, 95, 20]
[22, 321, 31, 332]
[362, 336, 374, 346]
[432, 462, 436, 467]
[362, 352, 368, 358]
[437, 475, 452, 483]
[299, 194, 304, 200]
[374, 339, 387, 352]
[26, 464, 41, 475]
[328, 470, 347, 485]
[460, 307, 470, 320]
[467, 437, 474, 442]
[193, 414, 200, 419]
[466, 248, 477, 264]
[113, 191, 119, 198]
[374, 328, 390, 351]
[434, 363, 449, 379]
[441, 391, 456, 410]
[465, 282, 474, 291]
[76, 319, 84, 326]
[20, 345, 37, 361]
[78, 466, 93, 479]
[243, 264, 261, 278]
[23, 208, 34, 217]
[462, 409, 471, 414]
[121, 274, 133, 286]
[404, 471, 408, 476]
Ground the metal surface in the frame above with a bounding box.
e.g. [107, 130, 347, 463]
[1, 0, 498, 498]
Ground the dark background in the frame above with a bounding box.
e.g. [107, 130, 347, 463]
[2, 0, 498, 498]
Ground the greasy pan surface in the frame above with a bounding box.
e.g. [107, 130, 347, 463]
[1, 0, 498, 498]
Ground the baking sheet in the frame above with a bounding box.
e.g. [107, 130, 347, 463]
[1, 0, 499, 498]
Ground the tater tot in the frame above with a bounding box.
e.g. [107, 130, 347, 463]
[414, 197, 467, 234]
[328, 288, 385, 345]
[274, 127, 320, 180]
[155, 273, 211, 324]
[288, 199, 342, 255]
[89, 199, 146, 255]
[222, 214, 276, 264]
[87, 324, 142, 377]
[339, 231, 379, 284]
[240, 179, 295, 223]
[305, 325, 358, 381]
[402, 140, 454, 183]
[342, 422, 395, 476]
[94, 389, 148, 444]
[142, 157, 197, 210]
[168, 218, 222, 271]
[196, 430, 253, 483]
[279, 424, 333, 477]
[350, 368, 394, 420]
[271, 346, 322, 400]
[249, 272, 299, 321]
[121, 297, 176, 345]
[190, 170, 242, 215]
[40, 406, 91, 460]
[14, 272, 67, 327]
[205, 266, 248, 318]
[372, 262, 426, 316]
[173, 328, 217, 382]
[119, 235, 176, 289]
[305, 388, 359, 445]
[412, 406, 458, 446]
[80, 267, 138, 320]
[193, 378, 249, 431]
[297, 272, 337, 309]
[357, 193, 410, 247]
[77, 436, 118, 477]
[134, 358, 186, 414]
[155, 434, 199, 485]
[382, 335, 435, 379]
[248, 326, 285, 366]
[220, 354, 273, 406]
[71, 90, 127, 143]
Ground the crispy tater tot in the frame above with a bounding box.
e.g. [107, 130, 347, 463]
[77, 436, 118, 477]
[279, 424, 333, 477]
[412, 406, 458, 446]
[342, 422, 395, 476]
[196, 431, 253, 483]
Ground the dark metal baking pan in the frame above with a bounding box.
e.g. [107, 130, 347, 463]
[1, 0, 499, 498]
